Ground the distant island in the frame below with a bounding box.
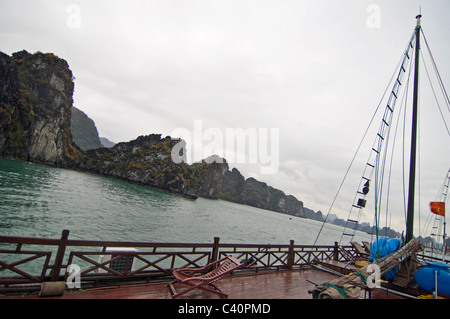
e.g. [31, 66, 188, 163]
[1, 50, 444, 246]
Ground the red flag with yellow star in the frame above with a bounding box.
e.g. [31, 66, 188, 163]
[429, 202, 445, 217]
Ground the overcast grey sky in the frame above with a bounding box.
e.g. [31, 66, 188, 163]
[1, 0, 449, 236]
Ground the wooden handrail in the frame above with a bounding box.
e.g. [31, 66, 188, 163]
[0, 229, 361, 292]
[51, 230, 70, 281]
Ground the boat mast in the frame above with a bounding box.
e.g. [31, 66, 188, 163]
[405, 14, 422, 243]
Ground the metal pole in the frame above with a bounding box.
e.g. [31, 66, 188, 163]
[406, 15, 422, 243]
[443, 218, 447, 262]
[434, 270, 438, 299]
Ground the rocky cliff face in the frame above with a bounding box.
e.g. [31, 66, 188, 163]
[0, 50, 80, 166]
[220, 173, 305, 217]
[186, 156, 229, 199]
[0, 49, 321, 220]
[79, 134, 196, 196]
[220, 168, 246, 203]
[0, 52, 17, 152]
[78, 138, 231, 199]
[70, 106, 103, 151]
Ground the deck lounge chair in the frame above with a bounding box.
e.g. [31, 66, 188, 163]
[338, 244, 368, 263]
[362, 241, 372, 253]
[168, 255, 243, 299]
[351, 242, 371, 259]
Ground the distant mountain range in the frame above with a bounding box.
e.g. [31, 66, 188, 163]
[100, 137, 115, 148]
[70, 106, 115, 150]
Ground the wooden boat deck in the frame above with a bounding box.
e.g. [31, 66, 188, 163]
[0, 268, 408, 300]
[1, 232, 426, 302]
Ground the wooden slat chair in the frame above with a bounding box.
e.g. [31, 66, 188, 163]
[351, 242, 371, 259]
[362, 241, 372, 254]
[338, 245, 358, 262]
[338, 244, 367, 263]
[168, 255, 243, 299]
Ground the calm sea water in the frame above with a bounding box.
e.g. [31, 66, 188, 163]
[0, 157, 373, 246]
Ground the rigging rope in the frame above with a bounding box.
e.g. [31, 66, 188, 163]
[313, 30, 416, 246]
[313, 26, 450, 245]
[420, 50, 450, 136]
[383, 72, 409, 236]
[401, 52, 415, 227]
[421, 168, 450, 240]
[421, 29, 450, 114]
[373, 32, 417, 247]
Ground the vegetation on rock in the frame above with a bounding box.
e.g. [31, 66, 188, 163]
[0, 50, 322, 221]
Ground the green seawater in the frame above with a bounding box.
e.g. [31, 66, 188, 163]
[0, 157, 372, 244]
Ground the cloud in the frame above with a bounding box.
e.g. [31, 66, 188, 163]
[1, 0, 449, 237]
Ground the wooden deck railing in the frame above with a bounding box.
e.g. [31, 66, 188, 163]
[0, 229, 355, 292]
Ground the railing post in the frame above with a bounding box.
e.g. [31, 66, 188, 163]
[287, 240, 295, 270]
[333, 241, 339, 261]
[51, 229, 70, 281]
[211, 237, 220, 263]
